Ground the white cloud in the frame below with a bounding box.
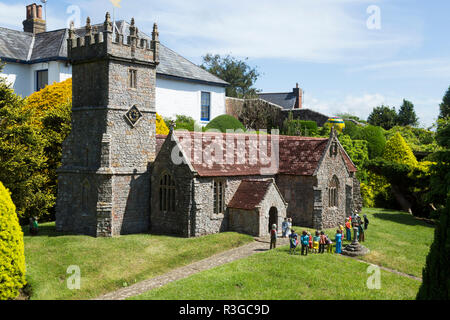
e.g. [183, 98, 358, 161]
[347, 58, 450, 79]
[0, 2, 25, 29]
[51, 0, 421, 63]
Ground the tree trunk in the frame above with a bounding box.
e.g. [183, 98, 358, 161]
[391, 184, 413, 214]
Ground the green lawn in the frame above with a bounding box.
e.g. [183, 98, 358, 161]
[292, 208, 435, 278]
[131, 208, 434, 300]
[23, 223, 253, 300]
[356, 208, 434, 278]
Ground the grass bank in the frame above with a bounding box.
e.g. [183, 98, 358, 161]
[23, 223, 253, 300]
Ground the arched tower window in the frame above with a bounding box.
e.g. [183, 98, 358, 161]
[159, 173, 176, 212]
[329, 176, 339, 208]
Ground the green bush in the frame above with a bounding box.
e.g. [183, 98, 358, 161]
[0, 74, 53, 221]
[0, 182, 26, 300]
[342, 120, 362, 139]
[417, 116, 450, 299]
[383, 132, 418, 167]
[205, 115, 246, 133]
[386, 126, 438, 153]
[338, 134, 369, 169]
[355, 125, 386, 159]
[283, 119, 318, 137]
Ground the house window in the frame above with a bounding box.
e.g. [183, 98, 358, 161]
[36, 69, 48, 92]
[128, 69, 137, 88]
[329, 176, 339, 208]
[213, 180, 225, 215]
[201, 92, 211, 121]
[159, 174, 176, 212]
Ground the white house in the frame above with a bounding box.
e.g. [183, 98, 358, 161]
[0, 3, 228, 125]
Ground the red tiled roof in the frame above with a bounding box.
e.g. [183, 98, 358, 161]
[228, 180, 273, 210]
[155, 132, 357, 177]
[340, 149, 358, 173]
[171, 132, 330, 177]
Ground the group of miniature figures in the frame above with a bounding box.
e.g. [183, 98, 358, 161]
[269, 213, 369, 255]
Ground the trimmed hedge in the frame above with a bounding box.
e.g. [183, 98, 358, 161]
[283, 119, 318, 137]
[205, 115, 246, 133]
[0, 182, 26, 300]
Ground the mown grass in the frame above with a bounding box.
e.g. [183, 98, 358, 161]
[23, 223, 253, 300]
[131, 208, 434, 300]
[130, 247, 421, 300]
[355, 208, 434, 278]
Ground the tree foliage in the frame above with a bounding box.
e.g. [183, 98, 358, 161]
[239, 99, 281, 131]
[397, 99, 419, 127]
[383, 132, 418, 167]
[367, 105, 398, 130]
[354, 125, 386, 159]
[0, 181, 26, 300]
[0, 73, 53, 220]
[385, 126, 438, 153]
[417, 116, 450, 300]
[439, 86, 450, 119]
[201, 54, 259, 98]
[282, 112, 318, 137]
[338, 134, 369, 170]
[156, 113, 169, 135]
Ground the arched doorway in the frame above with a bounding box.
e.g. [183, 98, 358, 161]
[268, 207, 278, 233]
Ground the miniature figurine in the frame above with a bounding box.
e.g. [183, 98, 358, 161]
[270, 224, 278, 250]
[335, 229, 343, 254]
[301, 231, 310, 256]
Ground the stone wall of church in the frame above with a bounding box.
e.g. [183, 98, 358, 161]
[315, 139, 354, 230]
[275, 175, 316, 227]
[256, 183, 288, 236]
[150, 135, 194, 237]
[192, 175, 275, 237]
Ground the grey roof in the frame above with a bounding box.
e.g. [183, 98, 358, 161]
[257, 92, 297, 110]
[0, 27, 34, 62]
[0, 22, 228, 87]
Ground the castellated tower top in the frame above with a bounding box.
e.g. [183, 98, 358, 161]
[67, 13, 159, 66]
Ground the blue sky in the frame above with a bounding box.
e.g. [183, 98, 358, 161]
[1, 0, 449, 128]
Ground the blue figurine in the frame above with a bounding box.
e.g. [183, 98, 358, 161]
[335, 229, 343, 254]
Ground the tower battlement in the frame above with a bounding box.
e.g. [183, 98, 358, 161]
[68, 13, 159, 66]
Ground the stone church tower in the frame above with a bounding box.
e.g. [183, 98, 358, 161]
[56, 14, 160, 237]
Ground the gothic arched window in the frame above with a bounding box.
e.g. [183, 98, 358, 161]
[159, 173, 176, 212]
[329, 176, 339, 208]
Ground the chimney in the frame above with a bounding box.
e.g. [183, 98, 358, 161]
[23, 3, 46, 34]
[293, 83, 303, 109]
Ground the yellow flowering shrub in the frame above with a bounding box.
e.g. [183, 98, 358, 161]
[360, 171, 391, 208]
[0, 182, 26, 300]
[156, 113, 169, 135]
[24, 78, 72, 120]
[383, 132, 418, 167]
